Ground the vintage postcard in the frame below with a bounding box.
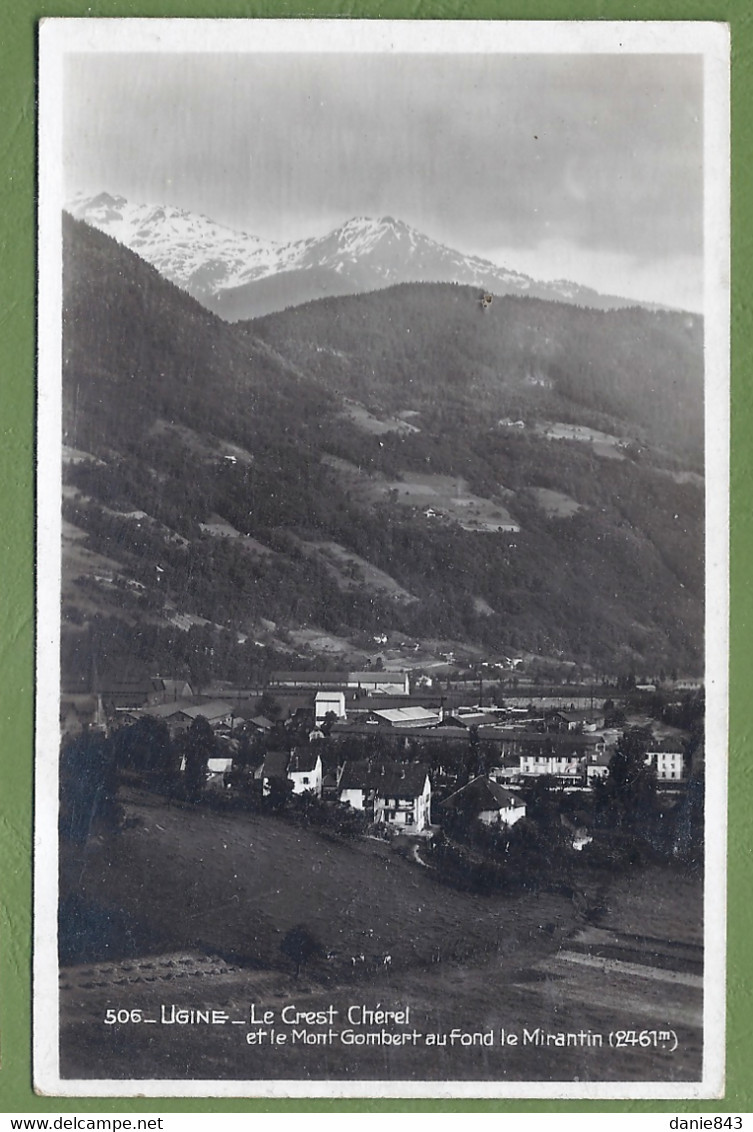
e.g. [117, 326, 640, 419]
[35, 18, 729, 1099]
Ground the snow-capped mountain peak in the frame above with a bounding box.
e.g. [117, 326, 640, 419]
[67, 192, 648, 320]
[68, 192, 282, 294]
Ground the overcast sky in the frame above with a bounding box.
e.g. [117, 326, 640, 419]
[64, 51, 704, 309]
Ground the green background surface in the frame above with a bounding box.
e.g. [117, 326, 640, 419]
[1, 0, 748, 1115]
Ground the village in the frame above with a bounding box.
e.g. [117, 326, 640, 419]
[60, 664, 702, 850]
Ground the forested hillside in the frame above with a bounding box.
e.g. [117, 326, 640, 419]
[249, 284, 704, 464]
[60, 213, 704, 688]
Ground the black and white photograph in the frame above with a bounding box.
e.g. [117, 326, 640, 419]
[35, 18, 729, 1099]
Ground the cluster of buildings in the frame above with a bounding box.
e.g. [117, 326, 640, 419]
[60, 677, 269, 739]
[61, 668, 689, 838]
[251, 749, 518, 836]
[243, 728, 684, 838]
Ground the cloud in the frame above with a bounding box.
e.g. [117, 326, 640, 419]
[64, 50, 704, 294]
[483, 238, 704, 312]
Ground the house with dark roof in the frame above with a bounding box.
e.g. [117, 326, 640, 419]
[582, 750, 611, 783]
[149, 677, 194, 704]
[118, 699, 234, 733]
[101, 678, 153, 712]
[499, 730, 605, 769]
[549, 709, 605, 733]
[441, 776, 527, 828]
[338, 760, 376, 811]
[116, 699, 194, 728]
[258, 750, 290, 798]
[243, 714, 275, 734]
[519, 746, 584, 779]
[180, 701, 235, 727]
[287, 747, 323, 796]
[373, 764, 431, 830]
[258, 747, 323, 798]
[338, 760, 432, 831]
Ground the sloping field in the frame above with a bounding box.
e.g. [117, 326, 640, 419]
[340, 399, 420, 436]
[61, 795, 547, 970]
[150, 419, 255, 467]
[62, 520, 124, 587]
[373, 473, 519, 532]
[533, 421, 627, 460]
[321, 457, 520, 534]
[61, 520, 133, 619]
[532, 488, 581, 518]
[296, 539, 417, 603]
[59, 797, 704, 1084]
[199, 514, 275, 558]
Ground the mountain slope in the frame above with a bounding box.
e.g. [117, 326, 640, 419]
[247, 284, 704, 462]
[60, 213, 704, 688]
[70, 193, 658, 321]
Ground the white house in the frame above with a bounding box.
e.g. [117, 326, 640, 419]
[550, 709, 605, 733]
[287, 748, 323, 797]
[442, 776, 527, 828]
[258, 748, 323, 798]
[645, 747, 685, 782]
[499, 731, 605, 762]
[488, 765, 520, 783]
[583, 751, 611, 782]
[519, 750, 583, 778]
[372, 764, 431, 831]
[338, 761, 432, 831]
[338, 762, 372, 812]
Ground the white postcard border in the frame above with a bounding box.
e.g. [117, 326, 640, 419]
[35, 17, 730, 1100]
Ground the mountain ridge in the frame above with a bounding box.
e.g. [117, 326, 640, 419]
[69, 192, 666, 321]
